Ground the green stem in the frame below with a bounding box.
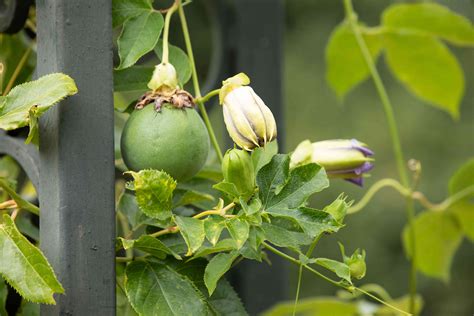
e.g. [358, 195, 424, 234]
[262, 242, 411, 316]
[177, 1, 223, 162]
[343, 0, 417, 313]
[292, 233, 323, 315]
[4, 45, 33, 96]
[162, 1, 179, 64]
[117, 211, 133, 259]
[196, 88, 220, 104]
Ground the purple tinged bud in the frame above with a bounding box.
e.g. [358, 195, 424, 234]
[290, 139, 374, 186]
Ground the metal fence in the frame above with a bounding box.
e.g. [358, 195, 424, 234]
[0, 1, 284, 314]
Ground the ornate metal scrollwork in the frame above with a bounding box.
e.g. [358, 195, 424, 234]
[0, 0, 32, 34]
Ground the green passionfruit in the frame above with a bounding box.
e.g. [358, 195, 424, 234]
[121, 103, 210, 181]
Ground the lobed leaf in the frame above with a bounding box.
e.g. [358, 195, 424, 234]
[382, 3, 474, 46]
[0, 74, 77, 139]
[261, 222, 312, 250]
[126, 169, 176, 220]
[204, 215, 225, 246]
[125, 261, 208, 315]
[204, 251, 239, 296]
[403, 211, 462, 281]
[384, 33, 463, 119]
[251, 140, 279, 174]
[191, 239, 236, 260]
[325, 21, 383, 98]
[117, 11, 164, 69]
[226, 218, 250, 250]
[0, 215, 63, 304]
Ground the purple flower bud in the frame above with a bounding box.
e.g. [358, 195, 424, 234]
[290, 139, 374, 186]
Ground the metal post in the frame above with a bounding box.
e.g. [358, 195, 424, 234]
[232, 0, 287, 313]
[36, 1, 115, 315]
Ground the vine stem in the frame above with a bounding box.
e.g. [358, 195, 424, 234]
[293, 233, 323, 316]
[262, 242, 411, 316]
[343, 0, 417, 313]
[177, 1, 224, 162]
[3, 45, 33, 96]
[195, 88, 220, 104]
[161, 1, 179, 64]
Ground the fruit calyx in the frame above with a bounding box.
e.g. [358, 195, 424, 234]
[135, 88, 195, 112]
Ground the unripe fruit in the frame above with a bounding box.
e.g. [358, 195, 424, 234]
[121, 104, 210, 181]
[222, 149, 255, 199]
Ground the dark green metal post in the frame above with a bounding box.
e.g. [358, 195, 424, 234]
[36, 1, 116, 314]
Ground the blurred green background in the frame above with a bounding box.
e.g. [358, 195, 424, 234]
[204, 0, 473, 315]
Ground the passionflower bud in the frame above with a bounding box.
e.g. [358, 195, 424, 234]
[291, 139, 374, 186]
[222, 149, 255, 199]
[147, 62, 179, 91]
[219, 73, 277, 151]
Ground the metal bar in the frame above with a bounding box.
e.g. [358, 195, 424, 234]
[36, 1, 115, 315]
[232, 0, 287, 314]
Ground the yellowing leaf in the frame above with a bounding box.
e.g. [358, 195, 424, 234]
[383, 3, 474, 46]
[384, 33, 463, 118]
[326, 21, 383, 98]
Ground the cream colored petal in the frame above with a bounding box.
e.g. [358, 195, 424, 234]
[223, 104, 257, 150]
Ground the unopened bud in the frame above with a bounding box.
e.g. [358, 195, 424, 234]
[291, 139, 374, 186]
[222, 149, 255, 198]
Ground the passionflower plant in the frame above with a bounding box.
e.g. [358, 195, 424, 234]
[291, 139, 374, 186]
[219, 73, 277, 151]
[147, 62, 179, 92]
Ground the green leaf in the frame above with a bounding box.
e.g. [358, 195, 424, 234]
[0, 215, 63, 304]
[126, 169, 177, 220]
[204, 251, 239, 296]
[175, 216, 205, 256]
[261, 222, 312, 250]
[313, 258, 351, 283]
[326, 21, 383, 98]
[266, 163, 329, 211]
[239, 227, 264, 261]
[266, 207, 341, 238]
[251, 140, 279, 174]
[192, 239, 236, 259]
[117, 11, 164, 69]
[155, 40, 192, 85]
[384, 33, 463, 119]
[16, 300, 40, 316]
[375, 294, 424, 316]
[262, 297, 357, 316]
[0, 35, 35, 93]
[125, 260, 208, 315]
[448, 158, 474, 240]
[257, 154, 290, 207]
[0, 178, 39, 215]
[240, 197, 262, 216]
[0, 73, 78, 133]
[168, 257, 248, 315]
[226, 218, 250, 250]
[403, 211, 462, 281]
[204, 215, 225, 246]
[173, 190, 215, 208]
[382, 3, 474, 46]
[16, 214, 39, 241]
[114, 66, 154, 92]
[120, 235, 181, 260]
[0, 278, 7, 316]
[213, 181, 241, 200]
[112, 0, 153, 27]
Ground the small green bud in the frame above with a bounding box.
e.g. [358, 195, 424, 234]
[345, 249, 366, 280]
[148, 62, 179, 91]
[222, 149, 255, 199]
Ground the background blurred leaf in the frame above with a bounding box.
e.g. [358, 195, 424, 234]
[326, 22, 383, 98]
[403, 211, 462, 281]
[262, 297, 357, 316]
[117, 11, 164, 69]
[448, 158, 474, 240]
[384, 33, 463, 118]
[382, 3, 474, 46]
[0, 278, 7, 316]
[114, 66, 154, 92]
